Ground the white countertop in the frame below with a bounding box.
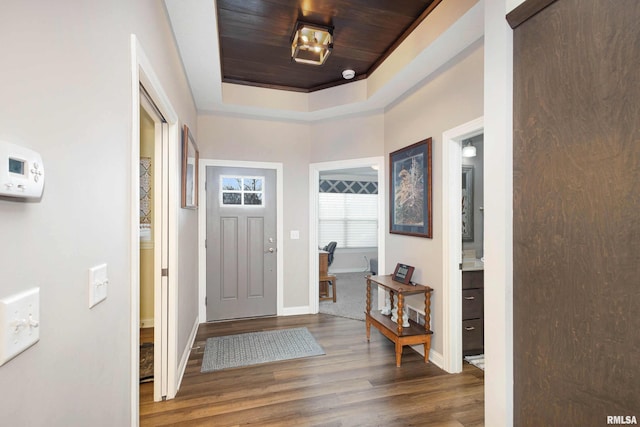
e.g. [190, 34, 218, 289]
[462, 259, 484, 271]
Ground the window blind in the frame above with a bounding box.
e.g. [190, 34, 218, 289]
[319, 192, 378, 248]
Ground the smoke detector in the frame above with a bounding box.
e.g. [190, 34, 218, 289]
[342, 69, 355, 80]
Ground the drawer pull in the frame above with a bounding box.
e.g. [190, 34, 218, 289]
[464, 296, 475, 300]
[464, 326, 476, 331]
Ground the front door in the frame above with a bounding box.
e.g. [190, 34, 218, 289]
[206, 166, 277, 321]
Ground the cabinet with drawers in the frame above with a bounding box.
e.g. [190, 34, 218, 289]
[462, 270, 484, 356]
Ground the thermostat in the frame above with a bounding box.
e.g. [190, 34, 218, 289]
[0, 141, 45, 199]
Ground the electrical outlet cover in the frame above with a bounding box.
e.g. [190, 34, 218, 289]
[0, 287, 40, 366]
[89, 264, 108, 308]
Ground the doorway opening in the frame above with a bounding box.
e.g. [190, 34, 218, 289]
[309, 157, 386, 315]
[441, 117, 483, 373]
[138, 85, 169, 402]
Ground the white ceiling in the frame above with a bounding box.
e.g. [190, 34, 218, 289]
[164, 0, 484, 122]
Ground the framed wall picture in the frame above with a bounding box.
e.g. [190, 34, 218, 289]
[181, 124, 199, 209]
[389, 138, 432, 238]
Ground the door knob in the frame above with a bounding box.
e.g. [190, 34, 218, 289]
[265, 248, 275, 253]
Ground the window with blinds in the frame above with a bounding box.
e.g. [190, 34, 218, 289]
[319, 192, 378, 248]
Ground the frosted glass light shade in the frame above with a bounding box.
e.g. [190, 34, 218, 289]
[462, 144, 476, 157]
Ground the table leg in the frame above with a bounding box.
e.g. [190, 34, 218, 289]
[395, 341, 402, 367]
[366, 278, 371, 314]
[423, 336, 431, 364]
[366, 277, 371, 341]
[424, 290, 431, 333]
[397, 294, 404, 335]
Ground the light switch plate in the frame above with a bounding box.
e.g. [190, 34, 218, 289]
[0, 287, 40, 366]
[89, 264, 108, 308]
[290, 230, 300, 240]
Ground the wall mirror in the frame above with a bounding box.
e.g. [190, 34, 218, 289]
[462, 165, 474, 241]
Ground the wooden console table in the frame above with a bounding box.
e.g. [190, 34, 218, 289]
[365, 275, 433, 367]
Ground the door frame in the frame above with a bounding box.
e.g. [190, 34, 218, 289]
[441, 116, 483, 373]
[198, 159, 284, 322]
[130, 35, 180, 421]
[308, 156, 386, 313]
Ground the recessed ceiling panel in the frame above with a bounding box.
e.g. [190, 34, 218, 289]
[216, 0, 440, 92]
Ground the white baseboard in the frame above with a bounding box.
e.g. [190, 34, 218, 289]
[410, 345, 445, 370]
[281, 305, 312, 316]
[329, 268, 369, 274]
[176, 316, 199, 392]
[140, 318, 154, 328]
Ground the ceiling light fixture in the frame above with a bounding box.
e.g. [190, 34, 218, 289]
[462, 140, 477, 157]
[291, 21, 333, 66]
[342, 69, 355, 80]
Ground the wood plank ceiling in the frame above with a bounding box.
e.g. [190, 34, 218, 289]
[216, 0, 441, 92]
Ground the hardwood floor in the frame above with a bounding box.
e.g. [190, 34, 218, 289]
[140, 314, 484, 426]
[141, 327, 154, 343]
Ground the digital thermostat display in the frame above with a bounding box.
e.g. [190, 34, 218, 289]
[9, 158, 25, 175]
[1, 141, 45, 200]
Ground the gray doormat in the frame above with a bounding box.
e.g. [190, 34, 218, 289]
[201, 327, 325, 373]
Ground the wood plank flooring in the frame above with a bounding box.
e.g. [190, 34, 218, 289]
[140, 314, 484, 426]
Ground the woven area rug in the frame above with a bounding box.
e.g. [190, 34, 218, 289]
[201, 327, 325, 373]
[464, 354, 485, 371]
[140, 342, 154, 383]
[319, 272, 375, 321]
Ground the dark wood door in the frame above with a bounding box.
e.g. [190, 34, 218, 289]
[511, 0, 640, 425]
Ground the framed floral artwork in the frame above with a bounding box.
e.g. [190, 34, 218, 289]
[389, 138, 432, 238]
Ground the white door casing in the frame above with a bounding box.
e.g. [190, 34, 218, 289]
[198, 160, 284, 323]
[130, 35, 180, 425]
[309, 157, 386, 314]
[441, 116, 483, 374]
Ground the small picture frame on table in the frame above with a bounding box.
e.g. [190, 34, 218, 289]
[392, 263, 415, 285]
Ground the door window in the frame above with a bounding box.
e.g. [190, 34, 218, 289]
[221, 176, 264, 206]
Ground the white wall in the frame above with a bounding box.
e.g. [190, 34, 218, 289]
[0, 1, 196, 425]
[310, 113, 385, 162]
[384, 42, 484, 358]
[328, 248, 378, 273]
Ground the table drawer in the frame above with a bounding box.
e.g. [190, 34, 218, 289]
[462, 319, 484, 355]
[462, 289, 483, 320]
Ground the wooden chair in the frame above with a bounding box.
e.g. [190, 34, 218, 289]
[319, 274, 337, 302]
[319, 249, 337, 302]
